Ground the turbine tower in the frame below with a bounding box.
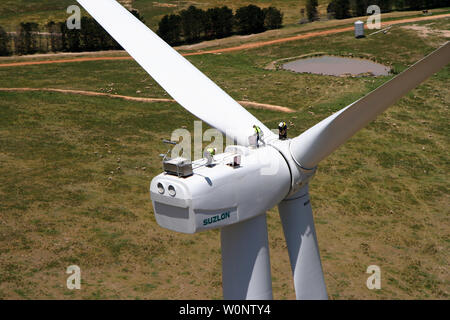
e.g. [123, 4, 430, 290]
[76, 0, 450, 300]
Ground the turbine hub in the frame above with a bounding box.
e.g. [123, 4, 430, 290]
[268, 139, 317, 198]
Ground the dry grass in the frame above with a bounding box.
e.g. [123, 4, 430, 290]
[0, 16, 448, 300]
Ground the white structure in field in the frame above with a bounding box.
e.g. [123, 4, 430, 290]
[355, 20, 365, 38]
[77, 0, 450, 300]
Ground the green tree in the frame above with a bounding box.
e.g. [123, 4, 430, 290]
[373, 0, 394, 12]
[329, 0, 351, 19]
[80, 17, 99, 51]
[205, 6, 234, 39]
[46, 21, 61, 52]
[327, 1, 337, 18]
[404, 0, 449, 10]
[217, 6, 234, 38]
[58, 22, 67, 51]
[0, 25, 10, 56]
[157, 14, 182, 45]
[263, 7, 283, 29]
[234, 5, 265, 35]
[403, 0, 425, 9]
[180, 6, 206, 43]
[59, 15, 120, 53]
[203, 8, 215, 39]
[17, 22, 40, 55]
[59, 22, 81, 52]
[79, 16, 117, 51]
[130, 9, 145, 23]
[305, 0, 319, 22]
[351, 0, 369, 16]
[393, 0, 406, 9]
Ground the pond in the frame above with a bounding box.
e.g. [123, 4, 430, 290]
[282, 55, 390, 77]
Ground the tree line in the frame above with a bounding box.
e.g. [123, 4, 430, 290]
[0, 9, 145, 56]
[1, 1, 447, 56]
[157, 5, 283, 45]
[0, 5, 282, 56]
[0, 18, 122, 56]
[326, 0, 449, 20]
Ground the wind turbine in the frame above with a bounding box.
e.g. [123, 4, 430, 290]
[76, 0, 450, 300]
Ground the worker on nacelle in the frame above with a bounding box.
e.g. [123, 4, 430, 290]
[253, 124, 264, 148]
[204, 147, 216, 166]
[278, 121, 288, 140]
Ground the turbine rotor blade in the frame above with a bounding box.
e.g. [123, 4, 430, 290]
[76, 0, 274, 145]
[290, 42, 450, 169]
[278, 185, 327, 300]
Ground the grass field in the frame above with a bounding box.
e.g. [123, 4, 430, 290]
[0, 10, 449, 299]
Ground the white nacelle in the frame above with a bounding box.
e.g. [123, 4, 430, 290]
[150, 145, 291, 234]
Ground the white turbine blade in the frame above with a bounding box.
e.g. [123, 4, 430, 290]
[278, 185, 327, 300]
[221, 214, 273, 300]
[76, 0, 274, 145]
[290, 42, 450, 169]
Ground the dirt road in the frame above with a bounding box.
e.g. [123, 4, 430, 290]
[0, 13, 448, 68]
[0, 87, 295, 113]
